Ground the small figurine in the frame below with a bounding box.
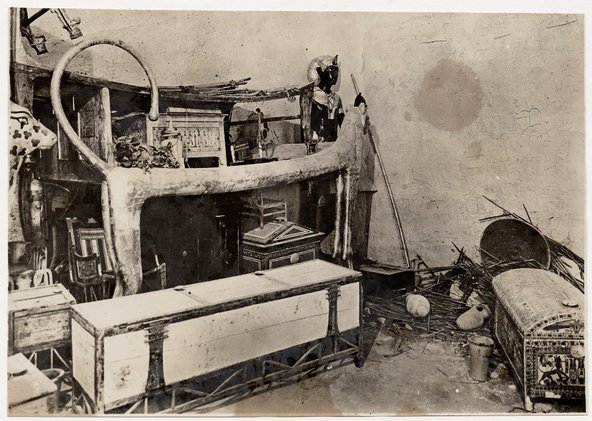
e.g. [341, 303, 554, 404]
[307, 55, 345, 143]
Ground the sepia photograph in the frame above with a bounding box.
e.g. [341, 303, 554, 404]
[3, 0, 589, 417]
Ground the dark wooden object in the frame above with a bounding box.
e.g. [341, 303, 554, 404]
[359, 263, 415, 296]
[299, 82, 314, 145]
[240, 222, 324, 273]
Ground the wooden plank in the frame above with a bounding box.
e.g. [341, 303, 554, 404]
[78, 88, 115, 163]
[263, 260, 360, 288]
[12, 71, 34, 109]
[103, 330, 150, 406]
[10, 292, 73, 312]
[299, 82, 314, 144]
[228, 114, 301, 126]
[99, 88, 115, 165]
[72, 319, 96, 400]
[8, 284, 75, 311]
[38, 174, 103, 184]
[337, 283, 361, 331]
[8, 353, 56, 407]
[9, 285, 62, 301]
[163, 290, 329, 384]
[13, 310, 70, 350]
[180, 275, 284, 305]
[72, 289, 200, 330]
[14, 62, 306, 104]
[13, 62, 149, 98]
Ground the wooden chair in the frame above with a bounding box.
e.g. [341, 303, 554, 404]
[66, 218, 115, 302]
[66, 218, 167, 299]
[31, 246, 48, 269]
[71, 253, 107, 302]
[32, 269, 53, 287]
[30, 245, 54, 287]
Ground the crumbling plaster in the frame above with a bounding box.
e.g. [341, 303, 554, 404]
[23, 10, 584, 266]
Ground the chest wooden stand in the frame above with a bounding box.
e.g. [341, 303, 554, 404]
[70, 260, 364, 414]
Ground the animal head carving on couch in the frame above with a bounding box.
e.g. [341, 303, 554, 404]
[8, 101, 57, 245]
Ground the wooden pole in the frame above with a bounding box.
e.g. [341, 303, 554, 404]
[351, 74, 410, 268]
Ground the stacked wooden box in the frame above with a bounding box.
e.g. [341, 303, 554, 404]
[8, 284, 76, 356]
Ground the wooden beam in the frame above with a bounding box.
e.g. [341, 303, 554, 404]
[228, 115, 301, 126]
[13, 62, 310, 104]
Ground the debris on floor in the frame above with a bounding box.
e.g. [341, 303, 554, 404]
[367, 198, 585, 337]
[366, 291, 492, 343]
[363, 198, 585, 414]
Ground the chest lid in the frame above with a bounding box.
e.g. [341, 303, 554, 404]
[492, 268, 584, 335]
[262, 259, 361, 288]
[72, 289, 201, 331]
[243, 221, 324, 246]
[71, 260, 360, 332]
[9, 284, 76, 313]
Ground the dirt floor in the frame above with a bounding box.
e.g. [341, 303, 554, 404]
[199, 333, 522, 416]
[197, 322, 585, 416]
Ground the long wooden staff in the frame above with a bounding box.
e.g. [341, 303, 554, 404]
[351, 74, 410, 268]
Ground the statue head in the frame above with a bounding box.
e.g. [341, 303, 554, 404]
[307, 55, 339, 88]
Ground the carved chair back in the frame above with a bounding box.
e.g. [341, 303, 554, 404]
[66, 217, 113, 301]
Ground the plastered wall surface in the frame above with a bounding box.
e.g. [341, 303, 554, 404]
[361, 13, 584, 265]
[19, 10, 585, 266]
